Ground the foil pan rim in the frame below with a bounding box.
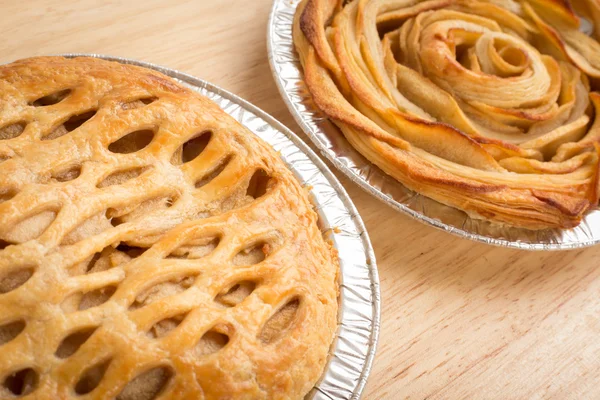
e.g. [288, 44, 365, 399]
[57, 53, 380, 400]
[266, 0, 600, 251]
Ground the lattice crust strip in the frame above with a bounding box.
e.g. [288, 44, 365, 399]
[0, 57, 338, 400]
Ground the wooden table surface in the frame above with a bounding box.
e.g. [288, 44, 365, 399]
[2, 1, 600, 399]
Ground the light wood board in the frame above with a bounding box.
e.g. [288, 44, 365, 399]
[1, 1, 599, 398]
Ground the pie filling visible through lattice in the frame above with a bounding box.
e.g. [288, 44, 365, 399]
[0, 56, 339, 400]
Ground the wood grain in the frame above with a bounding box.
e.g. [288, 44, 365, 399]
[1, 1, 599, 398]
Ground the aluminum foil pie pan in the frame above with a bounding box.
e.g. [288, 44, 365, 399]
[58, 54, 380, 400]
[267, 0, 600, 251]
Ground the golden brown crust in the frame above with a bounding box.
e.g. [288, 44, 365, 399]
[294, 0, 600, 229]
[0, 56, 338, 400]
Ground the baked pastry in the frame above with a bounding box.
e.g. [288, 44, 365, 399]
[0, 56, 338, 400]
[294, 0, 600, 229]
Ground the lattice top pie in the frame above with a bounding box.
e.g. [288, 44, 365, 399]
[0, 57, 338, 400]
[295, 0, 600, 229]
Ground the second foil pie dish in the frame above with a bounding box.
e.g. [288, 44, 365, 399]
[268, 0, 600, 249]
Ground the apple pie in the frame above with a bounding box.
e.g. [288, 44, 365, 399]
[294, 0, 600, 229]
[0, 56, 338, 400]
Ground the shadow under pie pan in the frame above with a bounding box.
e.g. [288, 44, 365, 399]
[1, 54, 379, 400]
[268, 0, 600, 251]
